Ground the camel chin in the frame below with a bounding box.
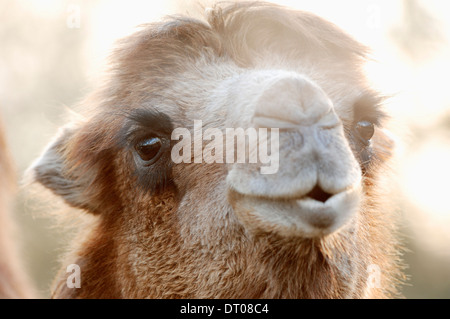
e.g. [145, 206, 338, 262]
[229, 184, 362, 238]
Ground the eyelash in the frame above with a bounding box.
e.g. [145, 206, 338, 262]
[352, 92, 388, 127]
[353, 109, 384, 127]
[124, 127, 158, 146]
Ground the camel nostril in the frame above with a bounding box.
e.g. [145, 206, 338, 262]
[306, 185, 333, 203]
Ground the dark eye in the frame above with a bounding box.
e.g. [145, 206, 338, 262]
[135, 137, 162, 163]
[355, 120, 375, 145]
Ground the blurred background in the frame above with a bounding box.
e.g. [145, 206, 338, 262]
[0, 0, 449, 298]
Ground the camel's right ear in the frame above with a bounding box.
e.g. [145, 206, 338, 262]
[30, 126, 89, 210]
[29, 123, 117, 214]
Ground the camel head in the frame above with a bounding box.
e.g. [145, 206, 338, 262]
[29, 2, 399, 298]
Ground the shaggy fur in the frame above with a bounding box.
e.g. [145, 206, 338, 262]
[30, 2, 404, 298]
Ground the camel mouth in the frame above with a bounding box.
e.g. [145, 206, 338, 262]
[304, 185, 334, 203]
[229, 184, 361, 238]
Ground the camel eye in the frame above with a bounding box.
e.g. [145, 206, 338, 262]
[355, 120, 375, 144]
[135, 137, 162, 163]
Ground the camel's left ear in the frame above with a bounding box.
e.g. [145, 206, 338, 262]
[29, 121, 119, 214]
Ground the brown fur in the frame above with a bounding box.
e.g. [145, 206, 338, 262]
[31, 2, 404, 298]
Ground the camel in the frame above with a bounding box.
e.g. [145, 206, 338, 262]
[25, 2, 403, 298]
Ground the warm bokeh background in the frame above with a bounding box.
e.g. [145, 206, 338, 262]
[1, 0, 449, 298]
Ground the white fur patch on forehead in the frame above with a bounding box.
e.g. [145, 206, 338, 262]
[206, 2, 369, 65]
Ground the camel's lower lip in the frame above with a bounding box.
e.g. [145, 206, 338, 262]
[230, 185, 361, 238]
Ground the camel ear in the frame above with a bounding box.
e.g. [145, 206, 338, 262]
[31, 126, 92, 211]
[30, 123, 118, 214]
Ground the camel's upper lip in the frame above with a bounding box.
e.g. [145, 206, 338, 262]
[228, 184, 346, 204]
